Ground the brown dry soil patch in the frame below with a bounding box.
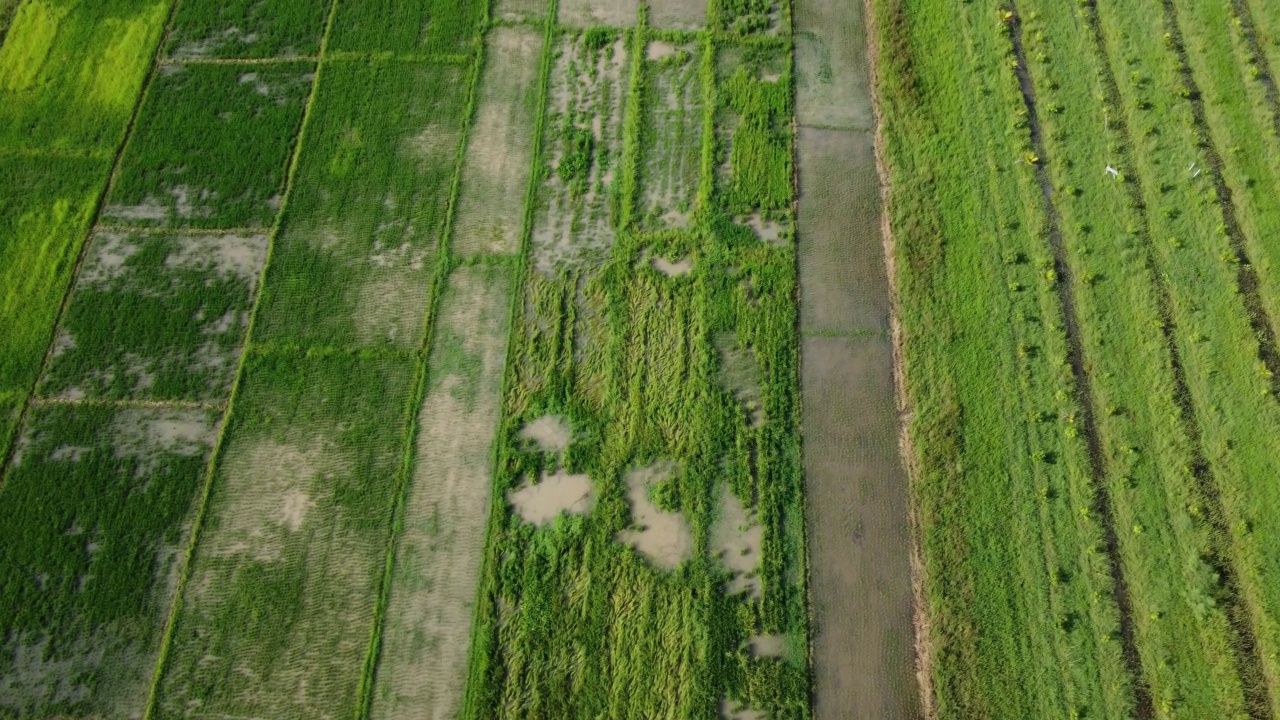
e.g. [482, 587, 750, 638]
[508, 470, 594, 525]
[557, 0, 637, 28]
[453, 26, 543, 257]
[648, 0, 706, 30]
[795, 2, 920, 708]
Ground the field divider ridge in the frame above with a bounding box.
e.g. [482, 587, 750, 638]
[0, 146, 114, 160]
[860, 0, 933, 713]
[28, 396, 226, 412]
[138, 0, 344, 715]
[458, 0, 560, 713]
[157, 55, 319, 66]
[1004, 5, 1156, 716]
[1158, 0, 1280, 400]
[0, 0, 185, 491]
[91, 224, 275, 236]
[351, 16, 490, 720]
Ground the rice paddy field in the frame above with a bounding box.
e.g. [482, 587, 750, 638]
[5, 0, 1280, 718]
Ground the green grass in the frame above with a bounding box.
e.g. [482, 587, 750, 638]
[104, 62, 312, 229]
[0, 0, 168, 151]
[0, 155, 112, 414]
[715, 41, 792, 218]
[253, 61, 468, 351]
[39, 230, 265, 402]
[153, 352, 416, 720]
[0, 403, 217, 719]
[164, 0, 330, 59]
[328, 0, 485, 55]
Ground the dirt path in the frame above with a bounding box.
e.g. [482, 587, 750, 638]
[794, 0, 921, 714]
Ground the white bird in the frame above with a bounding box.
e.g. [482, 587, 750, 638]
[1106, 165, 1119, 178]
[1193, 169, 1202, 178]
[1188, 162, 1197, 172]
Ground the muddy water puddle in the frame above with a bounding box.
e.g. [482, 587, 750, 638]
[508, 470, 594, 526]
[616, 461, 693, 569]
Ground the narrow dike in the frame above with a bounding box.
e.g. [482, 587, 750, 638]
[1081, 3, 1275, 718]
[1161, 0, 1280, 399]
[1228, 0, 1280, 138]
[1004, 7, 1155, 717]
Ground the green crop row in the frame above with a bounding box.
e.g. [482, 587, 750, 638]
[868, 0, 1142, 715]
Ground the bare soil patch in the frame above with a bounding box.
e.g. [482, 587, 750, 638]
[714, 331, 763, 428]
[711, 483, 762, 596]
[797, 128, 887, 335]
[649, 0, 706, 30]
[517, 413, 571, 452]
[794, 0, 873, 129]
[370, 264, 513, 720]
[720, 698, 768, 720]
[650, 255, 693, 277]
[453, 26, 542, 257]
[557, 0, 637, 28]
[508, 470, 594, 525]
[747, 634, 785, 658]
[493, 0, 545, 22]
[615, 461, 693, 570]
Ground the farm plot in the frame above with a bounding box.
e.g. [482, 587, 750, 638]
[557, 0, 636, 31]
[328, 0, 485, 56]
[165, 0, 329, 60]
[153, 353, 415, 720]
[492, 0, 544, 24]
[452, 25, 544, 257]
[253, 61, 466, 351]
[794, 0, 872, 130]
[39, 230, 267, 402]
[0, 404, 217, 719]
[0, 156, 112, 422]
[462, 34, 814, 714]
[371, 262, 513, 720]
[636, 39, 703, 231]
[715, 43, 793, 242]
[796, 122, 918, 718]
[530, 31, 630, 274]
[0, 0, 168, 151]
[103, 61, 313, 230]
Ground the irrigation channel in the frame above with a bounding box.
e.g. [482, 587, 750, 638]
[795, 0, 920, 715]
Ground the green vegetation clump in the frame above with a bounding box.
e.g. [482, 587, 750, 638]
[165, 0, 330, 59]
[718, 47, 792, 216]
[106, 62, 313, 229]
[254, 60, 468, 350]
[328, 0, 485, 55]
[0, 0, 168, 150]
[0, 404, 214, 719]
[557, 124, 594, 192]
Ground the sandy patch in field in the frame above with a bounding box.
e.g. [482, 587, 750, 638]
[748, 634, 786, 658]
[640, 42, 701, 231]
[493, 0, 545, 22]
[102, 186, 218, 225]
[508, 470, 594, 525]
[532, 36, 628, 272]
[712, 484, 762, 596]
[168, 27, 262, 60]
[518, 414, 571, 452]
[649, 0, 706, 29]
[650, 255, 694, 277]
[370, 265, 512, 720]
[0, 628, 153, 719]
[50, 329, 75, 358]
[79, 231, 268, 286]
[721, 698, 767, 720]
[452, 26, 542, 257]
[558, 0, 637, 28]
[741, 212, 787, 245]
[616, 461, 693, 569]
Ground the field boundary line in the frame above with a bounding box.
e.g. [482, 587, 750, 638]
[158, 55, 317, 66]
[0, 0, 184, 492]
[30, 396, 226, 412]
[139, 0, 344, 715]
[244, 342, 418, 362]
[860, 0, 934, 714]
[1158, 0, 1280, 400]
[0, 146, 114, 160]
[1005, 5, 1156, 716]
[92, 224, 274, 236]
[458, 0, 559, 714]
[1229, 0, 1280, 138]
[352, 8, 491, 719]
[326, 50, 475, 65]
